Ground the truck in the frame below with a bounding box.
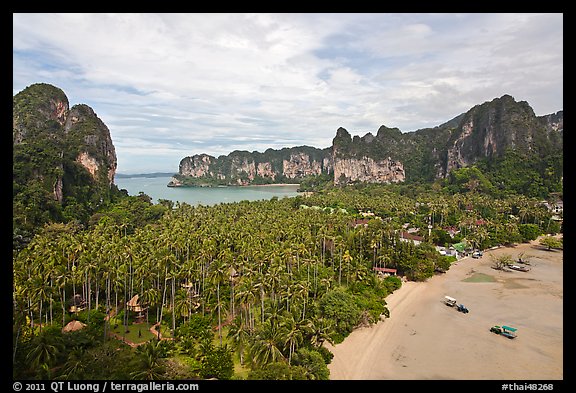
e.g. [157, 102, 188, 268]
[490, 325, 517, 339]
[444, 296, 457, 307]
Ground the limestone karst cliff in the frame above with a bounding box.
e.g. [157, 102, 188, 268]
[174, 95, 562, 187]
[13, 83, 118, 229]
[170, 146, 333, 187]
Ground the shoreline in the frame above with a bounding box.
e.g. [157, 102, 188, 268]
[326, 237, 563, 380]
[245, 183, 300, 187]
[167, 182, 301, 188]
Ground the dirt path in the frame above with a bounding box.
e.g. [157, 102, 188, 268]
[325, 237, 563, 380]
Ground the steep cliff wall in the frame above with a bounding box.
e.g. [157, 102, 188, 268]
[13, 83, 117, 209]
[332, 95, 563, 185]
[173, 94, 562, 187]
[174, 146, 332, 186]
[64, 104, 117, 186]
[333, 156, 405, 184]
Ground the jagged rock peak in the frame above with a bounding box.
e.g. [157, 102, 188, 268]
[376, 125, 402, 137]
[13, 82, 117, 190]
[335, 127, 351, 139]
[13, 83, 70, 144]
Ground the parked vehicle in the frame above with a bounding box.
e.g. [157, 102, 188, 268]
[444, 296, 457, 307]
[490, 325, 517, 339]
[509, 264, 531, 272]
[472, 251, 483, 258]
[457, 304, 469, 313]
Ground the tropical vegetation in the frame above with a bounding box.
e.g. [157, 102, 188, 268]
[13, 180, 562, 380]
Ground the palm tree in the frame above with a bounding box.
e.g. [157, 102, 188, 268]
[25, 330, 63, 371]
[227, 316, 251, 365]
[59, 347, 86, 380]
[235, 275, 258, 330]
[282, 312, 306, 365]
[54, 263, 70, 328]
[370, 237, 379, 267]
[173, 288, 194, 324]
[210, 258, 228, 345]
[248, 318, 286, 367]
[342, 249, 353, 285]
[30, 274, 51, 333]
[307, 317, 334, 348]
[130, 341, 166, 380]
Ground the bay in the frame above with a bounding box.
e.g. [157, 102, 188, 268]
[114, 176, 301, 206]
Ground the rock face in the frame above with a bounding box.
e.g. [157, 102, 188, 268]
[174, 94, 562, 187]
[13, 83, 117, 208]
[179, 154, 216, 179]
[64, 104, 117, 186]
[444, 95, 560, 173]
[331, 127, 407, 185]
[331, 95, 563, 184]
[282, 152, 326, 179]
[333, 156, 405, 185]
[176, 146, 332, 186]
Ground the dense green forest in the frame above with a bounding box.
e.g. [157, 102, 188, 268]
[12, 179, 562, 380]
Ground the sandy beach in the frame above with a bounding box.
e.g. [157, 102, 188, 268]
[326, 236, 563, 380]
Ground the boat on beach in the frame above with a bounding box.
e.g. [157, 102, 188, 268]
[508, 264, 531, 272]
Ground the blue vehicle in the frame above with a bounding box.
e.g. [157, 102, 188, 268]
[457, 304, 469, 313]
[490, 325, 517, 339]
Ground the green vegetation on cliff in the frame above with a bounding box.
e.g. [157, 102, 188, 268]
[177, 95, 562, 195]
[13, 83, 121, 250]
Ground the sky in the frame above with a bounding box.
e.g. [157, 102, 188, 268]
[13, 13, 563, 174]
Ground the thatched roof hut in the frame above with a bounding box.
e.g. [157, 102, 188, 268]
[62, 320, 87, 333]
[126, 294, 147, 313]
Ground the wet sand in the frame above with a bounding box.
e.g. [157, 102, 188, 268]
[325, 237, 563, 380]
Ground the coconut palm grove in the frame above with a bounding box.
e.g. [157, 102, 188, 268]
[13, 186, 563, 380]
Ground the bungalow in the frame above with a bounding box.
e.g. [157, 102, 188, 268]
[443, 226, 460, 238]
[351, 218, 370, 228]
[68, 294, 86, 313]
[62, 320, 87, 333]
[373, 267, 397, 277]
[126, 294, 147, 322]
[399, 231, 424, 245]
[450, 242, 471, 259]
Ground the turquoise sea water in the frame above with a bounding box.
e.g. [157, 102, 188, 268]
[114, 176, 301, 206]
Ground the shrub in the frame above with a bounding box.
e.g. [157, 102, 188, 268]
[318, 288, 361, 339]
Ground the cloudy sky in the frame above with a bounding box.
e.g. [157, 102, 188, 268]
[13, 13, 563, 174]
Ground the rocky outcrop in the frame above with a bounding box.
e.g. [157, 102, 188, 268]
[257, 161, 276, 180]
[283, 152, 326, 179]
[176, 146, 332, 186]
[174, 94, 562, 187]
[444, 95, 563, 172]
[13, 83, 118, 215]
[64, 104, 117, 185]
[332, 95, 562, 184]
[333, 156, 405, 185]
[332, 126, 408, 185]
[538, 111, 563, 133]
[13, 83, 70, 144]
[179, 154, 215, 178]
